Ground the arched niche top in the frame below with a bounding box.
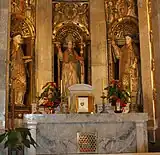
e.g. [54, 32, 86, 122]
[52, 21, 90, 44]
[108, 16, 139, 44]
[11, 13, 35, 39]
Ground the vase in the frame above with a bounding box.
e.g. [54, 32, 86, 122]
[110, 99, 116, 106]
[114, 99, 122, 113]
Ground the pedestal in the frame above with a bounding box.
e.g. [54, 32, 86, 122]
[24, 121, 37, 155]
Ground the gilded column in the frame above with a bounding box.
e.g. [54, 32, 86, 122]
[151, 0, 160, 129]
[36, 0, 52, 93]
[90, 0, 108, 104]
[138, 0, 156, 129]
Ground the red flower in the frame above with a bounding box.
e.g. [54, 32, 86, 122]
[45, 101, 54, 107]
[50, 82, 56, 87]
[111, 80, 116, 84]
[120, 100, 127, 107]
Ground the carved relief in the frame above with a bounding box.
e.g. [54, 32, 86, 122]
[53, 2, 89, 29]
[105, 0, 137, 24]
[53, 22, 89, 43]
[11, 14, 35, 38]
[11, 0, 36, 25]
[108, 17, 139, 40]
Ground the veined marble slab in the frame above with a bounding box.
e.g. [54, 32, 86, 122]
[24, 113, 148, 155]
[24, 113, 148, 123]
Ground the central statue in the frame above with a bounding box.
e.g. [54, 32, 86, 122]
[56, 36, 84, 95]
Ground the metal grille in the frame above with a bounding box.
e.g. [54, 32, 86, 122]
[77, 132, 97, 153]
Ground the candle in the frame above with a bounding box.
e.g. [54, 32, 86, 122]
[60, 80, 63, 94]
[102, 78, 105, 91]
[36, 79, 38, 91]
[11, 89, 15, 130]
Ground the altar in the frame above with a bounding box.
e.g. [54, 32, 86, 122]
[24, 113, 148, 155]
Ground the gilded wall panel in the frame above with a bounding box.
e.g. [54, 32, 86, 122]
[105, 0, 139, 82]
[105, 0, 143, 109]
[52, 1, 91, 86]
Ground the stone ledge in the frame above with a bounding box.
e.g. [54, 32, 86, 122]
[36, 153, 160, 155]
[24, 113, 148, 123]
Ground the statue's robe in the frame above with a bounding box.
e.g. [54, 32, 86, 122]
[61, 49, 81, 95]
[114, 43, 142, 104]
[10, 43, 26, 105]
[119, 44, 139, 92]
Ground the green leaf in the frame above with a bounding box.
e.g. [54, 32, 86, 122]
[0, 133, 7, 143]
[0, 128, 37, 149]
[29, 137, 38, 147]
[15, 128, 30, 132]
[22, 139, 30, 148]
[4, 140, 8, 148]
[8, 131, 20, 143]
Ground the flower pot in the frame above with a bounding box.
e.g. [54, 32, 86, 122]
[114, 99, 122, 113]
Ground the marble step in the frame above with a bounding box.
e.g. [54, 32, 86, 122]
[37, 153, 160, 155]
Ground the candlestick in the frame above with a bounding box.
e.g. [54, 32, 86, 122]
[11, 89, 15, 130]
[60, 80, 63, 94]
[100, 91, 107, 113]
[36, 79, 38, 92]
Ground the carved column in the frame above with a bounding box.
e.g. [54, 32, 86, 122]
[36, 0, 52, 93]
[138, 0, 156, 130]
[0, 0, 9, 125]
[90, 0, 108, 104]
[0, 0, 9, 154]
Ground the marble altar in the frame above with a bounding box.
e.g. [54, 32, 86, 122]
[24, 113, 148, 155]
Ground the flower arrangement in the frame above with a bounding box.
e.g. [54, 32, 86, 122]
[39, 82, 61, 111]
[105, 80, 130, 108]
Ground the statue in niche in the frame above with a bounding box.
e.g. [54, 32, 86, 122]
[111, 34, 142, 105]
[56, 35, 84, 95]
[10, 33, 32, 105]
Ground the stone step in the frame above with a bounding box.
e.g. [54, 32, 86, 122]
[37, 153, 160, 155]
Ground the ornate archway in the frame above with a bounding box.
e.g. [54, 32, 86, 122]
[107, 17, 139, 81]
[52, 21, 91, 86]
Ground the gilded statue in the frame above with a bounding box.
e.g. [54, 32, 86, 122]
[111, 34, 141, 104]
[10, 33, 32, 105]
[105, 1, 114, 23]
[127, 0, 136, 17]
[56, 36, 84, 95]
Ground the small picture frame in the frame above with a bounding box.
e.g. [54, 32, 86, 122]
[76, 96, 94, 113]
